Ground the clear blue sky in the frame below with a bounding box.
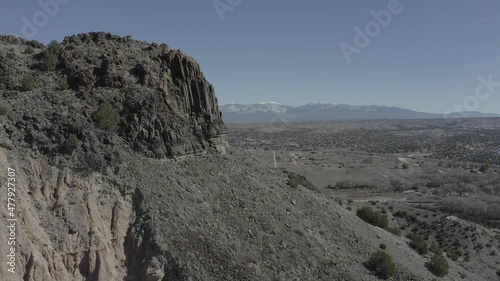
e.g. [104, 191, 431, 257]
[2, 0, 500, 114]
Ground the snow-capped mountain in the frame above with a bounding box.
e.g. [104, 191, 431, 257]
[219, 102, 500, 123]
[222, 102, 291, 114]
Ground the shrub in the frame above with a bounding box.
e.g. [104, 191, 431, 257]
[402, 163, 409, 169]
[287, 173, 308, 188]
[47, 40, 62, 55]
[21, 75, 35, 91]
[364, 250, 396, 280]
[390, 178, 405, 191]
[426, 254, 449, 277]
[479, 162, 490, 173]
[67, 134, 81, 150]
[447, 251, 459, 261]
[42, 51, 58, 70]
[0, 105, 7, 116]
[407, 233, 428, 255]
[41, 40, 62, 71]
[429, 242, 443, 256]
[333, 180, 374, 189]
[386, 227, 401, 237]
[59, 79, 69, 90]
[379, 243, 387, 250]
[357, 207, 388, 229]
[24, 45, 34, 54]
[94, 103, 120, 132]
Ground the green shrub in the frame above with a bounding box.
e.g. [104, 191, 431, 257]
[386, 227, 401, 237]
[59, 79, 69, 90]
[479, 162, 490, 173]
[24, 45, 34, 54]
[447, 251, 459, 261]
[426, 254, 449, 277]
[0, 105, 7, 116]
[364, 250, 396, 280]
[42, 51, 58, 70]
[407, 233, 428, 255]
[287, 173, 306, 188]
[47, 40, 62, 55]
[402, 163, 409, 169]
[379, 243, 387, 250]
[94, 103, 120, 132]
[67, 134, 81, 150]
[357, 207, 388, 229]
[429, 242, 443, 256]
[21, 75, 35, 91]
[41, 40, 62, 71]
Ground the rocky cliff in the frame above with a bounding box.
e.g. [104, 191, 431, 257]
[0, 32, 226, 162]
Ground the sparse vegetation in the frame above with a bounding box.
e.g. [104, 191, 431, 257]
[21, 75, 35, 91]
[426, 254, 449, 277]
[330, 180, 375, 190]
[479, 162, 491, 173]
[24, 45, 35, 54]
[287, 173, 309, 188]
[364, 250, 396, 280]
[407, 233, 428, 255]
[447, 251, 459, 261]
[94, 103, 120, 132]
[41, 40, 63, 71]
[59, 79, 69, 90]
[429, 242, 443, 256]
[0, 105, 7, 116]
[67, 134, 81, 150]
[386, 227, 401, 237]
[357, 207, 388, 229]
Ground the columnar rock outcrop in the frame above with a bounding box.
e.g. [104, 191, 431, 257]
[59, 32, 226, 157]
[0, 32, 226, 160]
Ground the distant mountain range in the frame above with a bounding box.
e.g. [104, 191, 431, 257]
[220, 102, 500, 123]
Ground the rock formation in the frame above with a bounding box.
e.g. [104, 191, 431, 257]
[1, 32, 226, 161]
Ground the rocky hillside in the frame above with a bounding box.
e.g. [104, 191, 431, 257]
[0, 33, 226, 163]
[0, 33, 492, 281]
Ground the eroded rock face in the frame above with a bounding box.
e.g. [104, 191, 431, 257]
[60, 32, 225, 158]
[0, 32, 226, 160]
